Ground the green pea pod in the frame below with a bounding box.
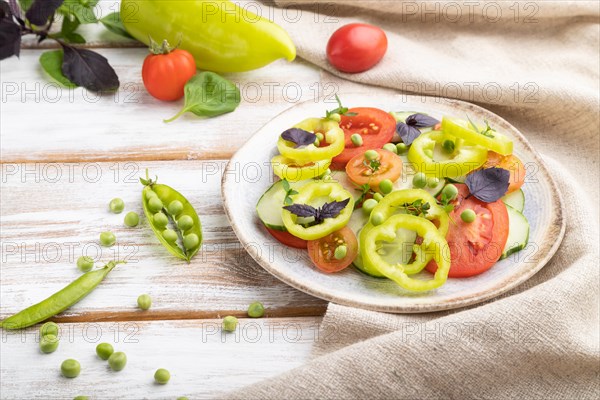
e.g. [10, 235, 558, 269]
[1, 261, 125, 330]
[140, 171, 203, 262]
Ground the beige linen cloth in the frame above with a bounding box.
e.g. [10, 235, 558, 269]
[229, 1, 600, 398]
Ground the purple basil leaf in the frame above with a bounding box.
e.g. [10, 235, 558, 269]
[281, 128, 317, 148]
[283, 204, 317, 218]
[25, 0, 63, 26]
[7, 0, 19, 19]
[318, 198, 350, 220]
[465, 168, 510, 202]
[396, 122, 422, 146]
[61, 44, 119, 91]
[1, 1, 12, 19]
[406, 113, 440, 128]
[0, 17, 21, 60]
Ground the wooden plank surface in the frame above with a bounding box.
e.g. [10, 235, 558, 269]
[0, 317, 322, 399]
[0, 160, 327, 320]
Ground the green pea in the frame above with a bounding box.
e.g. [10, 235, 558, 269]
[168, 200, 184, 216]
[61, 359, 81, 378]
[73, 396, 89, 400]
[109, 198, 124, 214]
[177, 397, 189, 400]
[154, 368, 170, 384]
[362, 199, 378, 215]
[145, 189, 158, 200]
[334, 245, 347, 260]
[350, 134, 363, 147]
[183, 234, 200, 250]
[379, 179, 393, 195]
[424, 149, 434, 159]
[396, 143, 408, 154]
[177, 215, 194, 231]
[222, 316, 238, 332]
[442, 184, 458, 201]
[412, 172, 427, 189]
[162, 229, 178, 243]
[247, 301, 265, 318]
[96, 342, 114, 360]
[373, 193, 384, 202]
[461, 209, 477, 223]
[371, 212, 385, 226]
[329, 113, 341, 122]
[40, 334, 59, 353]
[442, 139, 455, 153]
[99, 231, 116, 247]
[153, 212, 169, 228]
[124, 211, 140, 227]
[76, 256, 94, 272]
[364, 150, 379, 161]
[148, 197, 164, 213]
[40, 321, 59, 337]
[427, 177, 440, 188]
[313, 138, 321, 147]
[108, 351, 127, 372]
[316, 132, 324, 142]
[382, 143, 397, 154]
[137, 294, 152, 310]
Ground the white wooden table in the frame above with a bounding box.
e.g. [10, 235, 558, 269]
[0, 3, 333, 398]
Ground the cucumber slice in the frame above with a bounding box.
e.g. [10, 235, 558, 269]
[256, 180, 310, 231]
[501, 204, 530, 259]
[502, 189, 525, 213]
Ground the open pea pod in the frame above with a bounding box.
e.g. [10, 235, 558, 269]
[141, 172, 203, 263]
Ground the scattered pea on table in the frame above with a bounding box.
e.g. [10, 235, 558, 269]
[412, 172, 427, 189]
[222, 316, 238, 332]
[40, 321, 59, 337]
[61, 359, 81, 378]
[73, 396, 89, 400]
[76, 256, 94, 273]
[247, 302, 265, 318]
[154, 368, 170, 384]
[99, 231, 116, 247]
[124, 211, 140, 227]
[109, 198, 125, 214]
[40, 334, 59, 353]
[108, 351, 127, 371]
[137, 294, 152, 310]
[96, 342, 114, 360]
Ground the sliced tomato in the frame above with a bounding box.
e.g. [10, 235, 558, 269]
[425, 184, 509, 278]
[346, 149, 403, 190]
[483, 152, 525, 193]
[307, 227, 358, 273]
[266, 227, 307, 249]
[331, 107, 396, 170]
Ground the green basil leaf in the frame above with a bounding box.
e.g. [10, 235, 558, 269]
[164, 72, 240, 123]
[39, 50, 77, 88]
[100, 12, 133, 39]
[60, 14, 79, 35]
[63, 31, 85, 43]
[59, 0, 96, 24]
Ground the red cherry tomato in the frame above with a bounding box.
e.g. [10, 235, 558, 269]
[142, 49, 196, 101]
[326, 23, 388, 73]
[331, 107, 396, 170]
[307, 227, 358, 273]
[265, 227, 308, 249]
[425, 184, 509, 278]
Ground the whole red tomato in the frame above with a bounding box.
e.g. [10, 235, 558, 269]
[142, 48, 196, 101]
[326, 23, 388, 73]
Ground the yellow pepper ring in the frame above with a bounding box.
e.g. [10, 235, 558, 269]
[281, 181, 354, 241]
[363, 214, 451, 292]
[277, 118, 345, 163]
[271, 155, 331, 182]
[408, 131, 487, 179]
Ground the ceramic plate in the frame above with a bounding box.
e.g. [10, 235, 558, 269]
[221, 93, 565, 313]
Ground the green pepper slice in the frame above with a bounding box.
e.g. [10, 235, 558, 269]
[281, 181, 354, 240]
[362, 214, 451, 292]
[408, 131, 487, 179]
[358, 189, 449, 277]
[277, 118, 345, 163]
[442, 117, 513, 156]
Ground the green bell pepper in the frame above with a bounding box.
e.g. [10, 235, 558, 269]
[362, 214, 451, 292]
[408, 131, 487, 179]
[121, 0, 296, 73]
[277, 118, 345, 163]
